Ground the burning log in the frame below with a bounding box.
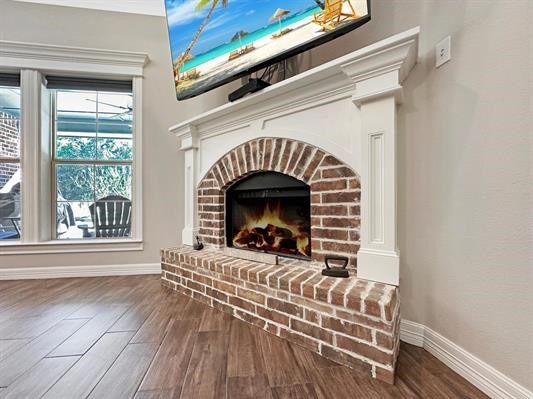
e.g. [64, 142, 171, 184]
[278, 238, 297, 253]
[266, 224, 293, 238]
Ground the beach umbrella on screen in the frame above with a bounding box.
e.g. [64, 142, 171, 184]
[269, 8, 291, 35]
[231, 30, 249, 50]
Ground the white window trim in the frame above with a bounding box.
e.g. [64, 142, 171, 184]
[0, 40, 149, 254]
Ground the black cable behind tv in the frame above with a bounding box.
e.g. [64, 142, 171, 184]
[228, 78, 270, 102]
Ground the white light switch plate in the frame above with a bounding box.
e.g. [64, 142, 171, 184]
[436, 36, 451, 68]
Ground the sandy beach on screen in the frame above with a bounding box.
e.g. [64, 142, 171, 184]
[176, 0, 368, 98]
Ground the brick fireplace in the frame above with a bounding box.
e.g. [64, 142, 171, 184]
[197, 137, 361, 269]
[164, 28, 419, 384]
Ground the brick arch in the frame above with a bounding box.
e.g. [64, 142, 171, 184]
[197, 137, 361, 268]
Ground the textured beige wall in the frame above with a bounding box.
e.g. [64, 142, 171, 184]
[0, 0, 531, 390]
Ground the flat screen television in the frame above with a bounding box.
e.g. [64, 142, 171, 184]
[165, 0, 371, 100]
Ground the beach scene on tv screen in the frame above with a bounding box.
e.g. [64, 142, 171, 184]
[165, 0, 369, 99]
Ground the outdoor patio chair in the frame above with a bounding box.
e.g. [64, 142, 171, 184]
[0, 192, 19, 239]
[89, 195, 132, 238]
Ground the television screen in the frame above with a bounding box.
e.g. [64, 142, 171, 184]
[165, 0, 370, 100]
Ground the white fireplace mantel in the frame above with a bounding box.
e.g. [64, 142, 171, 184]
[170, 27, 419, 286]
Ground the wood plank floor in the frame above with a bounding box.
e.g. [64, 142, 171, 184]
[0, 275, 488, 399]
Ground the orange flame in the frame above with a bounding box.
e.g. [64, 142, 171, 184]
[232, 201, 310, 257]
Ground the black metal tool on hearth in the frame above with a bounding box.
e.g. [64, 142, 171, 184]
[193, 236, 204, 250]
[322, 255, 349, 278]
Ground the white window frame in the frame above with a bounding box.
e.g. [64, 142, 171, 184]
[0, 41, 149, 254]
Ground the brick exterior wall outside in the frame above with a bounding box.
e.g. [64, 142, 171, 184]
[197, 137, 361, 269]
[0, 111, 20, 187]
[161, 247, 401, 384]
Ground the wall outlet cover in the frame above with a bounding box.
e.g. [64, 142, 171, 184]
[436, 36, 451, 68]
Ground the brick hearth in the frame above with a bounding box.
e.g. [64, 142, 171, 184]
[197, 137, 361, 269]
[161, 247, 401, 384]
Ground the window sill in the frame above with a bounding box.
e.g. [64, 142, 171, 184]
[0, 238, 143, 255]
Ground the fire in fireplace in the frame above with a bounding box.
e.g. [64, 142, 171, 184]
[226, 172, 311, 259]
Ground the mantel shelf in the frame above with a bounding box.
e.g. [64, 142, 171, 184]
[169, 27, 419, 139]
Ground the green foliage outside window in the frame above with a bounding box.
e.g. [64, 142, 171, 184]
[56, 136, 132, 201]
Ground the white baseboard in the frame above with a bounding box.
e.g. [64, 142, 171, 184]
[400, 320, 532, 399]
[0, 263, 161, 280]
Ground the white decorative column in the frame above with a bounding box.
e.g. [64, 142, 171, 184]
[340, 30, 418, 286]
[176, 126, 199, 246]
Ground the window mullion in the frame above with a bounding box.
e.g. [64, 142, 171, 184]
[19, 69, 43, 244]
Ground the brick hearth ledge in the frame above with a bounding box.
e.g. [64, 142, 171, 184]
[161, 247, 400, 384]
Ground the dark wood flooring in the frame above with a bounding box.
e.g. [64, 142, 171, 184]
[0, 275, 488, 399]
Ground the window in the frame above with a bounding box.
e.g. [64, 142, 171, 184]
[0, 77, 22, 240]
[0, 42, 146, 252]
[52, 88, 133, 239]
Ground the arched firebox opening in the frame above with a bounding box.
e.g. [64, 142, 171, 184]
[225, 171, 311, 260]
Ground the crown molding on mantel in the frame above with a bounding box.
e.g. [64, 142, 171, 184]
[0, 40, 150, 77]
[169, 26, 419, 139]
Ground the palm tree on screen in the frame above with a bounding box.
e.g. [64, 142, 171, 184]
[174, 0, 229, 78]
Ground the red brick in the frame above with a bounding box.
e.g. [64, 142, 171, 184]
[346, 282, 365, 311]
[270, 138, 284, 170]
[213, 280, 236, 295]
[320, 155, 343, 167]
[302, 275, 324, 299]
[321, 345, 372, 375]
[302, 150, 325, 181]
[192, 291, 211, 305]
[268, 267, 292, 289]
[193, 273, 212, 287]
[322, 316, 372, 342]
[290, 270, 316, 295]
[291, 319, 333, 343]
[279, 269, 306, 292]
[290, 295, 334, 315]
[256, 306, 290, 325]
[248, 264, 273, 283]
[304, 308, 320, 324]
[375, 366, 395, 384]
[293, 145, 313, 176]
[279, 328, 319, 352]
[206, 287, 228, 303]
[267, 297, 302, 318]
[311, 205, 348, 216]
[311, 179, 348, 192]
[345, 177, 359, 188]
[230, 151, 241, 177]
[315, 277, 337, 302]
[257, 265, 277, 285]
[229, 296, 255, 313]
[321, 241, 359, 254]
[322, 217, 359, 228]
[322, 191, 360, 203]
[312, 228, 348, 241]
[322, 166, 356, 179]
[336, 336, 392, 365]
[262, 139, 273, 169]
[286, 142, 304, 173]
[330, 278, 353, 306]
[237, 287, 266, 305]
[376, 331, 394, 350]
[383, 289, 398, 322]
[186, 279, 205, 293]
[336, 309, 393, 333]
